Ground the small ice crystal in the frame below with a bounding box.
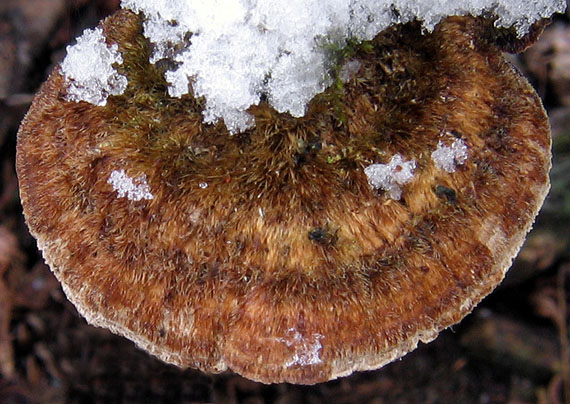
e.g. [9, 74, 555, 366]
[107, 169, 154, 201]
[364, 154, 417, 200]
[277, 328, 323, 367]
[431, 139, 469, 173]
[61, 27, 128, 106]
[119, 0, 565, 134]
[340, 60, 363, 83]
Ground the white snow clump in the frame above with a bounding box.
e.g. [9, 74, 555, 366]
[111, 0, 565, 134]
[277, 328, 324, 367]
[61, 27, 128, 107]
[431, 139, 469, 173]
[107, 169, 154, 201]
[364, 154, 417, 200]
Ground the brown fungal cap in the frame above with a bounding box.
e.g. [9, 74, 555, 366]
[17, 10, 551, 384]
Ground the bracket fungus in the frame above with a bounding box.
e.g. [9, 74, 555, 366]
[16, 1, 564, 384]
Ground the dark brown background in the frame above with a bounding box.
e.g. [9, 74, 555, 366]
[0, 1, 569, 402]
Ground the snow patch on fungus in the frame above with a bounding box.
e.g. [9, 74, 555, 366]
[431, 138, 469, 173]
[107, 169, 154, 201]
[364, 154, 417, 200]
[61, 27, 128, 106]
[277, 328, 324, 367]
[119, 0, 565, 133]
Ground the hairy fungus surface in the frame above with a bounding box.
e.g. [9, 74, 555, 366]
[17, 10, 552, 384]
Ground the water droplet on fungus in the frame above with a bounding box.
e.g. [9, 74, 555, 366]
[17, 10, 554, 384]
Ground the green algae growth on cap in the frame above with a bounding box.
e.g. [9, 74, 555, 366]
[17, 0, 564, 384]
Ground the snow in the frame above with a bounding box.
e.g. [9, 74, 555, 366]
[431, 138, 469, 173]
[107, 169, 154, 201]
[117, 0, 565, 133]
[61, 27, 128, 106]
[277, 328, 323, 367]
[364, 154, 417, 200]
[59, 1, 565, 130]
[340, 60, 363, 83]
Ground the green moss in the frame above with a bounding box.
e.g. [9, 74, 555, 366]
[322, 38, 374, 125]
[94, 14, 517, 220]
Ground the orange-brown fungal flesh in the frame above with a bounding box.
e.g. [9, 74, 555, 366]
[17, 10, 551, 384]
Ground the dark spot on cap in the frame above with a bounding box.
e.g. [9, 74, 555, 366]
[308, 226, 337, 246]
[434, 185, 457, 204]
[294, 136, 322, 167]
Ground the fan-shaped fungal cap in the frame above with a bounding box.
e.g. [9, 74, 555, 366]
[17, 10, 552, 384]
